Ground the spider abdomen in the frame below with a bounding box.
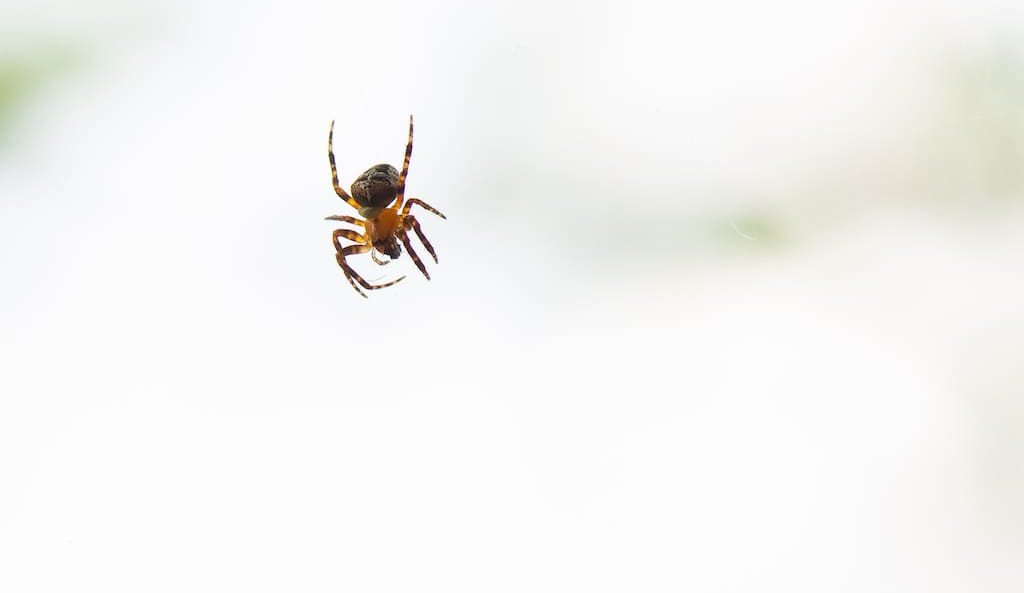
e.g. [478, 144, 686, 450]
[350, 164, 399, 208]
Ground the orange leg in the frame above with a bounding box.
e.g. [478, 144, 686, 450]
[401, 198, 445, 219]
[336, 244, 405, 298]
[328, 121, 361, 210]
[332, 229, 366, 253]
[405, 215, 438, 263]
[393, 115, 414, 212]
[399, 229, 430, 281]
[325, 214, 364, 226]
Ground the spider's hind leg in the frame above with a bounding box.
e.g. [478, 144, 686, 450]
[325, 214, 364, 226]
[401, 198, 445, 220]
[335, 243, 405, 298]
[332, 228, 366, 253]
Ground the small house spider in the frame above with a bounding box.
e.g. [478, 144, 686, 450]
[325, 115, 446, 298]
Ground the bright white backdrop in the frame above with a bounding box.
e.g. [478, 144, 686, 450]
[2, 1, 1024, 591]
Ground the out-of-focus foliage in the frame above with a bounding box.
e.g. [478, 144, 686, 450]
[0, 44, 81, 147]
[943, 46, 1024, 201]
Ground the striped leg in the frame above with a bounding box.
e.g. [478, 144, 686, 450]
[399, 229, 430, 281]
[401, 198, 445, 219]
[370, 249, 390, 266]
[332, 230, 371, 297]
[325, 214, 365, 226]
[328, 121, 361, 210]
[405, 215, 437, 263]
[393, 115, 414, 211]
[337, 252, 369, 298]
[332, 228, 366, 253]
[336, 244, 406, 298]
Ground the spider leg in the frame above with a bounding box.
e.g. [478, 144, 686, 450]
[325, 214, 365, 226]
[336, 243, 405, 298]
[399, 229, 430, 281]
[405, 215, 438, 263]
[401, 198, 446, 220]
[393, 115, 414, 211]
[328, 121, 362, 210]
[332, 228, 366, 253]
[336, 249, 368, 298]
[370, 249, 390, 266]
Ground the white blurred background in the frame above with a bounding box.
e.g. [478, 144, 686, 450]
[2, 0, 1024, 590]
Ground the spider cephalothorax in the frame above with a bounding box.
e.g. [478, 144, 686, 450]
[325, 116, 446, 298]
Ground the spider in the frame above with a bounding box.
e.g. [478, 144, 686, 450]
[325, 115, 446, 298]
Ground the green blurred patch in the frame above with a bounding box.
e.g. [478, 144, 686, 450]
[714, 211, 789, 250]
[0, 44, 82, 143]
[943, 44, 1024, 201]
